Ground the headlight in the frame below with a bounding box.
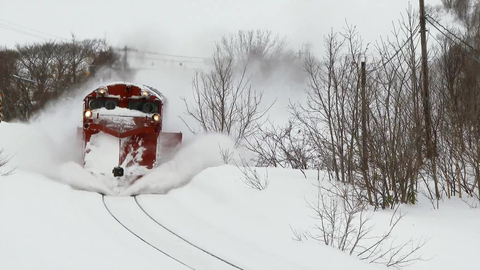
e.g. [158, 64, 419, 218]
[84, 110, 93, 118]
[97, 87, 107, 96]
[141, 90, 149, 97]
[152, 114, 160, 122]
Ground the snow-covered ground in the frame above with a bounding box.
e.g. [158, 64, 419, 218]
[0, 58, 477, 270]
[1, 117, 480, 270]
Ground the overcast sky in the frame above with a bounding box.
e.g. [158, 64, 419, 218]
[1, 0, 442, 57]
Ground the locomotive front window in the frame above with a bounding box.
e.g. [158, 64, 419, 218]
[128, 100, 160, 114]
[87, 98, 119, 110]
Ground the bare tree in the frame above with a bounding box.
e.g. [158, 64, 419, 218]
[366, 10, 426, 207]
[292, 23, 367, 190]
[0, 48, 19, 121]
[219, 29, 298, 77]
[285, 11, 430, 209]
[182, 43, 273, 146]
[423, 1, 480, 202]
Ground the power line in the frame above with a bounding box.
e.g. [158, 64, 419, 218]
[0, 17, 208, 62]
[114, 46, 208, 60]
[427, 30, 443, 47]
[131, 48, 208, 59]
[0, 18, 68, 42]
[0, 23, 47, 40]
[425, 16, 480, 64]
[0, 18, 68, 41]
[426, 14, 480, 55]
[129, 55, 205, 63]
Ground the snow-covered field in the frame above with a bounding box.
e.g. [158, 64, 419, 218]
[1, 114, 480, 270]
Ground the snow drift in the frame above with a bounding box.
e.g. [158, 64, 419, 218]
[121, 133, 240, 196]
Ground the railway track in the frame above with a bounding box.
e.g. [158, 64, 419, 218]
[102, 195, 244, 270]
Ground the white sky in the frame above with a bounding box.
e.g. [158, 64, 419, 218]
[1, 0, 442, 57]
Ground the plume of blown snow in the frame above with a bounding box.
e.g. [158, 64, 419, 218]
[0, 71, 126, 179]
[0, 122, 59, 178]
[120, 133, 240, 196]
[59, 162, 115, 195]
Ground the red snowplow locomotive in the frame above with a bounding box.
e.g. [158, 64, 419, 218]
[80, 82, 181, 183]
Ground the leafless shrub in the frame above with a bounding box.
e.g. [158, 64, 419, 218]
[462, 197, 480, 209]
[234, 157, 269, 190]
[357, 205, 430, 268]
[289, 224, 314, 242]
[246, 120, 315, 176]
[0, 149, 15, 177]
[363, 236, 429, 269]
[306, 181, 371, 251]
[219, 145, 235, 165]
[418, 171, 440, 209]
[302, 180, 427, 269]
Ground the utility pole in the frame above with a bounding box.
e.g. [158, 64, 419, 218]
[72, 38, 77, 84]
[0, 93, 3, 123]
[419, 0, 440, 200]
[123, 46, 128, 71]
[419, 0, 433, 158]
[361, 61, 372, 204]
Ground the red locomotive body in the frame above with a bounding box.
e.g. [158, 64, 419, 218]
[80, 82, 181, 183]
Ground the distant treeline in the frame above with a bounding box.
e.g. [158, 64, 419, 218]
[0, 37, 121, 121]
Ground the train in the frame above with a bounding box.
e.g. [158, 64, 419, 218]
[79, 82, 182, 184]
